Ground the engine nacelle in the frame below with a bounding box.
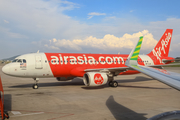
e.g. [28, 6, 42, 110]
[56, 77, 74, 81]
[83, 72, 108, 86]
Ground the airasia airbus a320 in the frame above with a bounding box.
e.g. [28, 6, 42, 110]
[2, 29, 175, 89]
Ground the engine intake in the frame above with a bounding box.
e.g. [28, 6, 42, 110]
[83, 72, 108, 86]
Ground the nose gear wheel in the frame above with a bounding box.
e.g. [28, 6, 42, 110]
[32, 78, 39, 89]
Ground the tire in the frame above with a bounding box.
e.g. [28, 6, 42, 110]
[32, 84, 38, 89]
[112, 81, 118, 87]
[108, 81, 113, 87]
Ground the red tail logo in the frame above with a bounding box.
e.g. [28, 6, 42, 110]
[148, 29, 173, 63]
[94, 73, 104, 85]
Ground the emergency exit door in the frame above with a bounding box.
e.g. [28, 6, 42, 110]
[35, 56, 43, 69]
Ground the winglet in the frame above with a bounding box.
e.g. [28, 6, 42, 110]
[125, 36, 143, 66]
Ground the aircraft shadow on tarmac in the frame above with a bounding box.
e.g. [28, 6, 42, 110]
[116, 76, 154, 83]
[9, 76, 169, 90]
[106, 95, 147, 120]
[116, 76, 171, 90]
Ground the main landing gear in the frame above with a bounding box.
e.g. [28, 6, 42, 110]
[32, 78, 39, 89]
[108, 76, 118, 88]
[108, 81, 118, 87]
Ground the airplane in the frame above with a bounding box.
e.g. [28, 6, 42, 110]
[2, 29, 175, 89]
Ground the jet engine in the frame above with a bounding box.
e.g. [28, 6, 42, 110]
[83, 72, 108, 86]
[56, 77, 75, 81]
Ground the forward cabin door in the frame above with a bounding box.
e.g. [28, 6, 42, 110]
[35, 55, 43, 69]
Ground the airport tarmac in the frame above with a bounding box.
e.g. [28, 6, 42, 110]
[0, 65, 180, 120]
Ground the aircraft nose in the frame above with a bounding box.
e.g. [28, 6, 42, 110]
[2, 64, 10, 75]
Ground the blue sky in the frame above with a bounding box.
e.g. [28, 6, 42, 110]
[64, 0, 179, 23]
[0, 0, 180, 59]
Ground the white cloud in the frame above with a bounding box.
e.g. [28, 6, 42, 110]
[0, 0, 180, 58]
[0, 26, 27, 38]
[87, 16, 93, 19]
[4, 20, 9, 23]
[0, 0, 81, 39]
[44, 30, 157, 52]
[44, 44, 60, 50]
[88, 12, 106, 19]
[88, 12, 106, 16]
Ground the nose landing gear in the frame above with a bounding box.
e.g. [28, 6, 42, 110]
[32, 84, 39, 89]
[33, 78, 39, 89]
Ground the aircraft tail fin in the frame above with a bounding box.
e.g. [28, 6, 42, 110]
[148, 29, 173, 62]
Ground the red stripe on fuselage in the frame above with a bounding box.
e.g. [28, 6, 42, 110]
[45, 53, 145, 77]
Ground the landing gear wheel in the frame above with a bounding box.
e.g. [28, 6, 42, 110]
[32, 84, 38, 89]
[108, 81, 113, 87]
[112, 81, 118, 87]
[33, 78, 39, 89]
[109, 81, 118, 87]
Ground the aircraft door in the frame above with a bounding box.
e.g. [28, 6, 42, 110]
[35, 55, 43, 69]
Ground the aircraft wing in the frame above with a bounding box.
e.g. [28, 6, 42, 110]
[129, 65, 180, 90]
[126, 36, 180, 91]
[84, 62, 180, 76]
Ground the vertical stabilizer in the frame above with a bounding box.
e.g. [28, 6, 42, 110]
[148, 29, 173, 63]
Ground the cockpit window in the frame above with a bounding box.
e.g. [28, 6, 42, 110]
[12, 59, 26, 63]
[23, 59, 26, 63]
[12, 59, 18, 63]
[17, 59, 22, 63]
